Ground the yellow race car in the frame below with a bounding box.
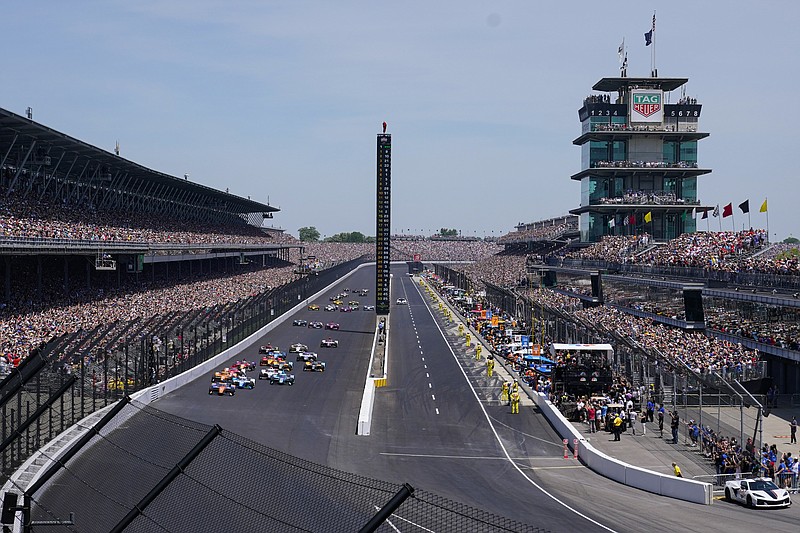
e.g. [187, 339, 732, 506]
[308, 304, 320, 311]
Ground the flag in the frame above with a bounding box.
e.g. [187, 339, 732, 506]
[644, 211, 652, 223]
[760, 199, 768, 213]
[722, 203, 733, 218]
[623, 216, 630, 226]
[645, 13, 655, 46]
[382, 121, 387, 133]
[712, 205, 719, 217]
[608, 218, 615, 228]
[629, 214, 636, 225]
[701, 208, 709, 220]
[738, 200, 750, 214]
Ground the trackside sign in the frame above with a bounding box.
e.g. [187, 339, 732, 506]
[630, 90, 663, 123]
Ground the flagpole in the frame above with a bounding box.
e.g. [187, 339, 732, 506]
[765, 197, 770, 242]
[731, 211, 736, 232]
[652, 11, 657, 77]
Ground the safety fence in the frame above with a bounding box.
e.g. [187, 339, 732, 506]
[3, 399, 550, 532]
[0, 259, 365, 481]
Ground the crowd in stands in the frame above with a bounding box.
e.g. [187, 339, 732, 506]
[705, 306, 800, 352]
[498, 222, 577, 244]
[0, 265, 299, 360]
[573, 305, 760, 378]
[590, 123, 697, 133]
[563, 230, 775, 271]
[564, 234, 653, 262]
[0, 195, 277, 246]
[597, 190, 695, 206]
[591, 160, 699, 169]
[390, 239, 501, 262]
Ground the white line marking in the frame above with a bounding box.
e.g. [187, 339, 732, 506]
[435, 408, 439, 415]
[426, 373, 429, 378]
[416, 282, 617, 533]
[421, 357, 424, 362]
[431, 394, 436, 401]
[423, 365, 427, 369]
[428, 383, 432, 389]
[373, 506, 402, 532]
[380, 452, 567, 461]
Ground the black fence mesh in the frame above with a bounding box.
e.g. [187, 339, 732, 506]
[22, 401, 549, 533]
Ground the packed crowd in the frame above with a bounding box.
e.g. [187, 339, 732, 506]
[563, 230, 774, 271]
[390, 239, 501, 262]
[597, 190, 694, 206]
[0, 195, 278, 246]
[590, 123, 697, 133]
[498, 222, 577, 244]
[591, 160, 699, 169]
[455, 254, 528, 290]
[704, 305, 800, 352]
[573, 305, 760, 378]
[0, 265, 298, 360]
[564, 234, 653, 262]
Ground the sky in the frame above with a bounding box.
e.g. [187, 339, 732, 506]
[2, 1, 798, 240]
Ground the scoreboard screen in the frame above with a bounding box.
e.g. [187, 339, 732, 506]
[376, 134, 391, 315]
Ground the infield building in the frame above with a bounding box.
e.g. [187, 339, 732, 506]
[571, 76, 712, 242]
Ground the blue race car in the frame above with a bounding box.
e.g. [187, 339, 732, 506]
[269, 371, 295, 386]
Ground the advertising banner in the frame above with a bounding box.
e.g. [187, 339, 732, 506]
[630, 89, 663, 123]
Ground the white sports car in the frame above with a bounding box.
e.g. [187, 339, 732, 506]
[724, 477, 792, 508]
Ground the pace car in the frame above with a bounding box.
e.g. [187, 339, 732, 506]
[325, 322, 340, 330]
[289, 343, 309, 353]
[209, 382, 236, 396]
[396, 297, 408, 305]
[303, 360, 326, 372]
[724, 477, 792, 508]
[269, 371, 295, 386]
[320, 338, 339, 348]
[308, 321, 324, 329]
[296, 351, 318, 362]
[293, 319, 308, 327]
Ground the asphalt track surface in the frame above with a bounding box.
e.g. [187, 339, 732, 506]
[34, 265, 800, 532]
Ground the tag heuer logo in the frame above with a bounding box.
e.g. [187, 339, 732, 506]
[633, 93, 661, 117]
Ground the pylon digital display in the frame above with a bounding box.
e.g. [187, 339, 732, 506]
[376, 134, 391, 314]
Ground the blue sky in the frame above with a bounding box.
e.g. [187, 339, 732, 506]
[2, 1, 798, 240]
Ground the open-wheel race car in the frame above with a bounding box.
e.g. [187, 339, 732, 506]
[269, 371, 295, 386]
[208, 381, 236, 396]
[320, 338, 339, 348]
[303, 360, 326, 372]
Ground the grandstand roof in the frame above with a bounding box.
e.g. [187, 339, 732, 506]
[572, 130, 709, 146]
[592, 77, 689, 92]
[570, 166, 711, 181]
[0, 106, 278, 215]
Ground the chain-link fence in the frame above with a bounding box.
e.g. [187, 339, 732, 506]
[6, 400, 550, 532]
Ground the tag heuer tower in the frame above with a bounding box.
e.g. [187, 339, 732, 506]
[571, 76, 711, 242]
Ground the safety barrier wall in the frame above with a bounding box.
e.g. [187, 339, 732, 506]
[356, 319, 382, 436]
[423, 276, 713, 506]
